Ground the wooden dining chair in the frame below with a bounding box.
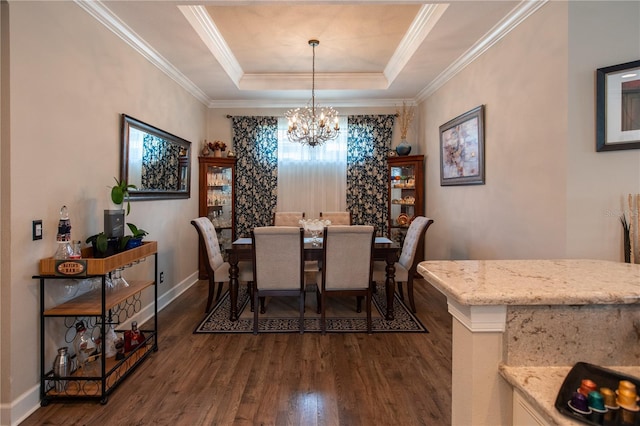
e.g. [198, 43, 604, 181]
[317, 225, 375, 334]
[251, 226, 305, 334]
[191, 217, 253, 313]
[319, 211, 352, 225]
[372, 216, 434, 313]
[273, 211, 305, 226]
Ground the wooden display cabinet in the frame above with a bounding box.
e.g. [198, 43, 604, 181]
[387, 155, 424, 245]
[198, 156, 236, 279]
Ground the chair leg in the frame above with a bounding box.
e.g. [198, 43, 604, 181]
[356, 296, 363, 313]
[260, 297, 266, 314]
[397, 282, 405, 301]
[248, 281, 255, 312]
[205, 278, 215, 313]
[253, 289, 259, 334]
[216, 281, 224, 301]
[320, 293, 326, 334]
[299, 290, 304, 334]
[316, 288, 321, 314]
[407, 277, 417, 313]
[366, 292, 372, 334]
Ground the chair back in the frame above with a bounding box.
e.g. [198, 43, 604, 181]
[320, 211, 351, 225]
[398, 217, 434, 272]
[321, 225, 375, 290]
[191, 217, 224, 273]
[251, 226, 304, 290]
[273, 211, 305, 226]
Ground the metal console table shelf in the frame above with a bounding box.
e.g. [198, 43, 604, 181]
[34, 241, 158, 405]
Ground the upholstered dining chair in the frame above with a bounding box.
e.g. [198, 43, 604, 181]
[372, 216, 434, 313]
[273, 211, 305, 226]
[191, 217, 253, 313]
[319, 211, 352, 225]
[251, 226, 305, 334]
[317, 225, 375, 334]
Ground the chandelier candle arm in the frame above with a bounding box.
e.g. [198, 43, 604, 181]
[285, 40, 340, 147]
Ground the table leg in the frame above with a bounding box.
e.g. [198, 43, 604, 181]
[228, 252, 239, 321]
[385, 259, 396, 320]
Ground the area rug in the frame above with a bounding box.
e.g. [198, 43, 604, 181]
[194, 282, 428, 334]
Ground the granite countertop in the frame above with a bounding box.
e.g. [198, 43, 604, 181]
[500, 365, 640, 426]
[417, 259, 640, 306]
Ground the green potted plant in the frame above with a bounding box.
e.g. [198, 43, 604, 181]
[105, 177, 136, 238]
[86, 232, 119, 258]
[120, 223, 149, 250]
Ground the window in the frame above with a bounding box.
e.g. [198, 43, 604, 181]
[276, 117, 347, 217]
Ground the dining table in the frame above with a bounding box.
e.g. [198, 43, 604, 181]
[227, 236, 400, 321]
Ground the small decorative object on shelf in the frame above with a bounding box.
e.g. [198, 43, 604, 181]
[201, 141, 210, 157]
[396, 101, 415, 156]
[54, 206, 73, 259]
[396, 139, 412, 156]
[52, 347, 70, 392]
[73, 321, 96, 373]
[104, 323, 119, 358]
[207, 140, 227, 158]
[124, 321, 145, 352]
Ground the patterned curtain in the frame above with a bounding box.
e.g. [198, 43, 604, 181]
[346, 115, 395, 236]
[232, 116, 278, 237]
[141, 134, 181, 190]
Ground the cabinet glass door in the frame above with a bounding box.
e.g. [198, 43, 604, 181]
[387, 154, 424, 245]
[205, 164, 233, 256]
[389, 163, 417, 243]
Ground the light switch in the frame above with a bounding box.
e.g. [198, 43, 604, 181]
[33, 220, 43, 240]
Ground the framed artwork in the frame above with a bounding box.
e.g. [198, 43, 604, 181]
[439, 105, 485, 186]
[596, 60, 640, 151]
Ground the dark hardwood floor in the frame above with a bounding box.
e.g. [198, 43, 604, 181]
[22, 278, 452, 426]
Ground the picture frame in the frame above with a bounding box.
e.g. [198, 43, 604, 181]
[439, 105, 485, 186]
[596, 60, 640, 152]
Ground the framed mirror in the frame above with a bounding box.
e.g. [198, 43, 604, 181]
[121, 114, 191, 200]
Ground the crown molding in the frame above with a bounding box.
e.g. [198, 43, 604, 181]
[208, 98, 409, 109]
[416, 0, 548, 102]
[76, 0, 545, 109]
[384, 3, 448, 85]
[178, 5, 244, 87]
[74, 0, 210, 106]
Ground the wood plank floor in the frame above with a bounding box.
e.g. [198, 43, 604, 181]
[21, 279, 452, 426]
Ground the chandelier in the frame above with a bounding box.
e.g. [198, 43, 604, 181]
[285, 40, 340, 147]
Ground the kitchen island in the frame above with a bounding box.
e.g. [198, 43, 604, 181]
[417, 259, 640, 425]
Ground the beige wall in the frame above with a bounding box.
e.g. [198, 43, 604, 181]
[566, 1, 640, 260]
[423, 1, 640, 261]
[4, 2, 205, 423]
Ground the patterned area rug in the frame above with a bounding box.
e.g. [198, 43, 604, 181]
[194, 282, 428, 334]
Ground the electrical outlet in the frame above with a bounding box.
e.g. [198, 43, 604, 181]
[33, 220, 43, 240]
[160, 272, 164, 283]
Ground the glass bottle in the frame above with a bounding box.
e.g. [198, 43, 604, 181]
[72, 321, 95, 373]
[124, 321, 145, 352]
[69, 241, 82, 259]
[104, 323, 119, 358]
[54, 206, 73, 259]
